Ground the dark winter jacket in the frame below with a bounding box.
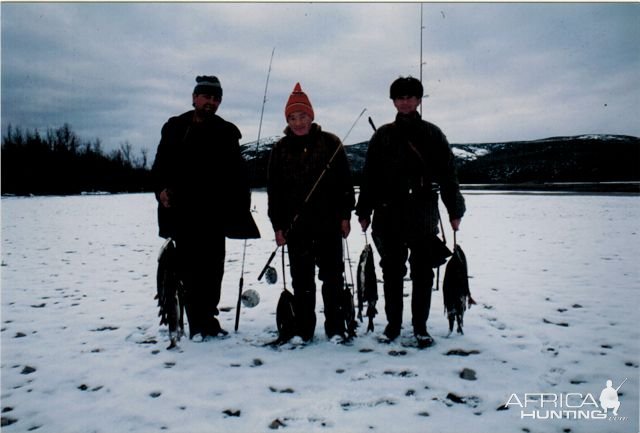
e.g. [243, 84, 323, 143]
[356, 112, 465, 239]
[267, 123, 355, 235]
[151, 110, 259, 240]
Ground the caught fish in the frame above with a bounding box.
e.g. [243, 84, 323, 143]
[340, 240, 358, 340]
[156, 238, 185, 349]
[339, 282, 358, 340]
[442, 244, 476, 335]
[357, 243, 378, 332]
[272, 289, 296, 345]
[267, 248, 297, 346]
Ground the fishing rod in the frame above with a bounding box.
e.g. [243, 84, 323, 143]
[615, 378, 627, 392]
[419, 3, 424, 117]
[257, 108, 367, 281]
[235, 47, 275, 332]
[343, 238, 355, 292]
[340, 108, 367, 301]
[343, 108, 367, 144]
[338, 108, 367, 323]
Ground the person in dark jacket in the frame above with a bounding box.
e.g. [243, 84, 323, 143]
[267, 82, 355, 343]
[151, 75, 259, 341]
[356, 76, 465, 348]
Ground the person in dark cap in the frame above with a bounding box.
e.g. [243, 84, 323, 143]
[267, 83, 355, 344]
[151, 75, 259, 342]
[356, 76, 465, 348]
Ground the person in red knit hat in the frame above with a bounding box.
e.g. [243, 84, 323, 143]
[267, 83, 355, 344]
[284, 82, 315, 119]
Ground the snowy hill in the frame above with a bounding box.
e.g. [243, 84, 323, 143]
[240, 134, 640, 188]
[240, 136, 282, 188]
[454, 134, 639, 185]
[240, 135, 282, 160]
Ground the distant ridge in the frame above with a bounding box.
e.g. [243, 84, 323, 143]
[241, 134, 640, 190]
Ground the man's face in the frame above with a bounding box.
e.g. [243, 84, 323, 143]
[393, 95, 421, 115]
[287, 111, 313, 136]
[192, 93, 221, 118]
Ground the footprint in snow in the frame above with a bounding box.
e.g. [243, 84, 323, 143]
[340, 398, 396, 411]
[269, 418, 286, 429]
[92, 326, 119, 332]
[444, 393, 481, 409]
[541, 367, 566, 386]
[1, 416, 18, 427]
[383, 369, 416, 378]
[543, 318, 569, 327]
[269, 386, 295, 394]
[445, 349, 480, 357]
[223, 409, 241, 417]
[487, 317, 507, 330]
[78, 384, 104, 392]
[21, 366, 36, 375]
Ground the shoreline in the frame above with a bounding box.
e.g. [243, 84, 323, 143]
[460, 182, 640, 194]
[2, 182, 639, 198]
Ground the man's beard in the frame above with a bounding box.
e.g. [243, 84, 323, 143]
[196, 105, 217, 119]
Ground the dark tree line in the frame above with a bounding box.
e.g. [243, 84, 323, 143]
[2, 124, 153, 195]
[4, 124, 638, 196]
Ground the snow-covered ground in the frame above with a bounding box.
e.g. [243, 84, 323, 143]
[1, 191, 638, 433]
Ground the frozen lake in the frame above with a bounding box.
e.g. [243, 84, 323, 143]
[1, 190, 639, 433]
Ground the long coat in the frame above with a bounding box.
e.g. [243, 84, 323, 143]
[151, 110, 259, 240]
[356, 112, 465, 239]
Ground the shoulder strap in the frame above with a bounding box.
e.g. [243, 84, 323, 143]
[390, 121, 429, 170]
[407, 139, 426, 167]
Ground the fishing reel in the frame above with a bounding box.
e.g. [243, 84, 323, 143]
[264, 265, 278, 284]
[241, 289, 260, 308]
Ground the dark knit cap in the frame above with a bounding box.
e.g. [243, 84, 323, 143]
[389, 76, 423, 99]
[193, 75, 223, 98]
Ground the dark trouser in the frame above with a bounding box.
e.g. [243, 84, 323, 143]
[372, 233, 435, 335]
[287, 227, 345, 340]
[175, 233, 225, 337]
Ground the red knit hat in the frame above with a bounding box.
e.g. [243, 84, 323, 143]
[285, 82, 314, 120]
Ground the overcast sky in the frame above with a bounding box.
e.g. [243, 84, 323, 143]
[2, 2, 639, 159]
